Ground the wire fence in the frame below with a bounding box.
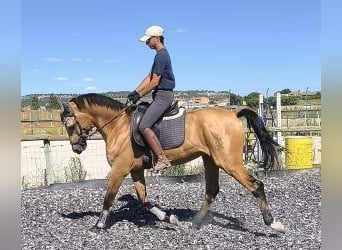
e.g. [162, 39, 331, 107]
[21, 108, 321, 190]
[21, 137, 205, 190]
[21, 138, 110, 189]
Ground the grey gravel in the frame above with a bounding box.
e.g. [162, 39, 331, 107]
[21, 168, 321, 249]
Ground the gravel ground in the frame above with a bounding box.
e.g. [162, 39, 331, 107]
[21, 168, 321, 249]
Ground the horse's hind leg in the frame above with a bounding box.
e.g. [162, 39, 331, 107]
[130, 168, 149, 205]
[193, 155, 219, 228]
[222, 162, 286, 233]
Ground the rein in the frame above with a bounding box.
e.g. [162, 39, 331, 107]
[87, 100, 133, 137]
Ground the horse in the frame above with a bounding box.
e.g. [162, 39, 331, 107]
[59, 93, 285, 233]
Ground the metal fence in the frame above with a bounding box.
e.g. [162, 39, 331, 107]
[21, 137, 111, 189]
[21, 108, 321, 190]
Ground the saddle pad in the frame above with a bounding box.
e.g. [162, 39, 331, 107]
[159, 108, 185, 149]
[131, 107, 186, 150]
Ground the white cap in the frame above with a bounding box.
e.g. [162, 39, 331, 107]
[139, 25, 164, 42]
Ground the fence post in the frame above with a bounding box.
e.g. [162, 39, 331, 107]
[257, 94, 264, 164]
[276, 92, 282, 143]
[43, 139, 54, 186]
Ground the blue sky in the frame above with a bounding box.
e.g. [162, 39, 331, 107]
[21, 0, 320, 96]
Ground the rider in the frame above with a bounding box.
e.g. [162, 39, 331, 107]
[127, 25, 175, 172]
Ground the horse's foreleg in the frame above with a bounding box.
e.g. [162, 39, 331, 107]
[93, 167, 127, 230]
[131, 168, 177, 224]
[193, 155, 219, 228]
[227, 165, 286, 233]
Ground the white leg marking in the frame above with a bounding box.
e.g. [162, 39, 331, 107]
[97, 210, 109, 228]
[149, 206, 166, 221]
[270, 220, 286, 233]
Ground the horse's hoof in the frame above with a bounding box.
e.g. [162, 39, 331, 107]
[169, 214, 179, 225]
[89, 225, 103, 234]
[96, 221, 106, 229]
[270, 221, 286, 233]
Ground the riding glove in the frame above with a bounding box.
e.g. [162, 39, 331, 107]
[127, 90, 141, 104]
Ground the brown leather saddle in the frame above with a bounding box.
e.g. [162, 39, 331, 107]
[130, 100, 185, 149]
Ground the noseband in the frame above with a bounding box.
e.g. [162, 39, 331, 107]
[62, 115, 94, 146]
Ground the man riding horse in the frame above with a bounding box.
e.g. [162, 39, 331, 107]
[127, 25, 175, 173]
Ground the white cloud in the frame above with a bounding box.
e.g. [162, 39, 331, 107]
[71, 58, 83, 62]
[52, 76, 68, 81]
[86, 86, 96, 90]
[31, 69, 40, 72]
[70, 58, 91, 63]
[45, 57, 63, 63]
[174, 28, 189, 33]
[83, 77, 94, 82]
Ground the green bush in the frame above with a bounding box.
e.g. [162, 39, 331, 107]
[161, 163, 205, 176]
[64, 157, 87, 182]
[161, 164, 186, 176]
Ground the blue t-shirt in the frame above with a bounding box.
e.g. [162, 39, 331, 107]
[151, 48, 175, 90]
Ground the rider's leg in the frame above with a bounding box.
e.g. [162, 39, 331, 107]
[142, 128, 171, 171]
[138, 90, 173, 172]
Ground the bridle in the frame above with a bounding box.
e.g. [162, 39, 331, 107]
[62, 115, 91, 146]
[62, 100, 133, 144]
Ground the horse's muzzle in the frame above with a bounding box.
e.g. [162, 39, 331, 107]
[72, 143, 87, 154]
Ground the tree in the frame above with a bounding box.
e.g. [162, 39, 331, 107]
[230, 93, 243, 105]
[31, 96, 40, 110]
[282, 96, 299, 106]
[244, 92, 260, 109]
[48, 93, 60, 110]
[265, 96, 276, 107]
[280, 88, 291, 94]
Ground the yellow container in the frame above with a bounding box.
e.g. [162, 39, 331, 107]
[285, 136, 313, 169]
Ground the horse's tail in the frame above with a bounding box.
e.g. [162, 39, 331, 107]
[237, 108, 282, 170]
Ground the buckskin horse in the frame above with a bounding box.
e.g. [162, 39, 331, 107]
[59, 93, 285, 233]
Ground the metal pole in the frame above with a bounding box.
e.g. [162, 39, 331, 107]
[257, 94, 264, 165]
[228, 89, 231, 107]
[276, 92, 282, 144]
[305, 87, 309, 126]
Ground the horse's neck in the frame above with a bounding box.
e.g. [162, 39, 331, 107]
[88, 107, 128, 138]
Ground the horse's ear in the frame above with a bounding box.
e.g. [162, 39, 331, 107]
[57, 98, 64, 113]
[62, 101, 74, 116]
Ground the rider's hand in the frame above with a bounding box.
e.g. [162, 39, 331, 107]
[127, 90, 141, 104]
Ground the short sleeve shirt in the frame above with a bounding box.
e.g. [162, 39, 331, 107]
[151, 48, 175, 90]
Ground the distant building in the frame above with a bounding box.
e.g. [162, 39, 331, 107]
[216, 101, 229, 107]
[174, 96, 210, 109]
[190, 96, 209, 105]
[174, 96, 187, 107]
[288, 91, 318, 97]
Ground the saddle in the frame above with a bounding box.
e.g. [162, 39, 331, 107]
[130, 100, 186, 150]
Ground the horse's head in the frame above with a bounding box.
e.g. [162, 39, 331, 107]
[60, 101, 94, 154]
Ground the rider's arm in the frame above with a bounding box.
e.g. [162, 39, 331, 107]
[136, 73, 161, 96]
